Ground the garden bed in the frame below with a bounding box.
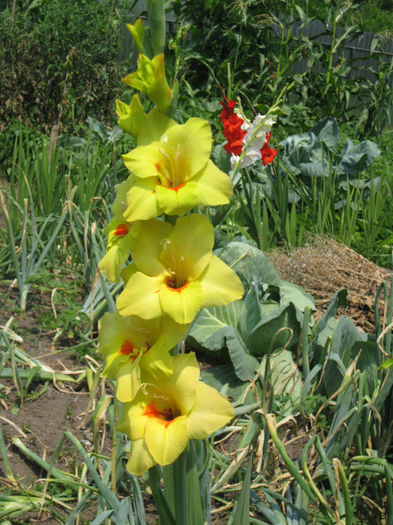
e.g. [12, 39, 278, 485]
[0, 238, 391, 523]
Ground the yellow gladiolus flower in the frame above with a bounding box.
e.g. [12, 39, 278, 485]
[122, 117, 233, 221]
[98, 180, 138, 282]
[122, 54, 172, 113]
[99, 312, 189, 402]
[116, 214, 244, 324]
[118, 352, 234, 475]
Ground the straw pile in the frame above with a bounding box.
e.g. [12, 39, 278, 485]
[268, 235, 392, 332]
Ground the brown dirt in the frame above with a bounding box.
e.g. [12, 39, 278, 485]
[0, 283, 100, 524]
[268, 234, 392, 332]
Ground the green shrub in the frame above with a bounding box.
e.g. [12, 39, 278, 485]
[345, 0, 393, 34]
[0, 0, 133, 133]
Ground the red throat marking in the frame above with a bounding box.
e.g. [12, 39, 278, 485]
[143, 402, 175, 428]
[114, 224, 129, 237]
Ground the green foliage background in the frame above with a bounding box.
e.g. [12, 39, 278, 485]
[2, 0, 393, 135]
[0, 0, 134, 133]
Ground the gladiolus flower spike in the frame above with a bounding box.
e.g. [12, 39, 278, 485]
[98, 50, 245, 480]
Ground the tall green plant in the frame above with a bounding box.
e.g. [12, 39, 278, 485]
[0, 188, 70, 311]
[8, 127, 68, 217]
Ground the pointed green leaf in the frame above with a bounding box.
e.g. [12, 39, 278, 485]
[230, 452, 252, 525]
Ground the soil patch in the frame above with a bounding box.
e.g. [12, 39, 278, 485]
[0, 282, 100, 524]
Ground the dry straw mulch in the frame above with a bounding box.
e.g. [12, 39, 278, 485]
[268, 235, 392, 332]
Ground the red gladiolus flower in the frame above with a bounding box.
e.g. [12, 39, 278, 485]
[220, 98, 246, 156]
[219, 98, 236, 122]
[261, 133, 277, 166]
[220, 97, 277, 166]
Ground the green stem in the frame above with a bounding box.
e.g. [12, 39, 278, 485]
[335, 458, 353, 525]
[149, 466, 176, 525]
[173, 449, 188, 524]
[326, 17, 337, 89]
[265, 414, 318, 503]
[262, 356, 274, 474]
[111, 398, 119, 495]
[146, 0, 166, 56]
[301, 306, 312, 380]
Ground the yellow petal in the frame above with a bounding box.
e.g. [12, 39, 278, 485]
[159, 280, 204, 324]
[194, 160, 233, 206]
[159, 214, 213, 281]
[156, 353, 200, 415]
[200, 255, 244, 307]
[187, 382, 234, 439]
[98, 244, 128, 282]
[99, 312, 138, 378]
[139, 109, 177, 146]
[130, 219, 172, 275]
[116, 359, 142, 403]
[103, 218, 133, 248]
[121, 263, 138, 283]
[124, 118, 211, 188]
[118, 394, 148, 440]
[152, 316, 190, 356]
[140, 346, 173, 380]
[160, 118, 212, 178]
[155, 181, 199, 216]
[126, 439, 157, 475]
[111, 179, 134, 218]
[116, 95, 146, 139]
[145, 415, 188, 466]
[123, 143, 163, 180]
[140, 317, 190, 379]
[117, 272, 164, 319]
[124, 178, 159, 222]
